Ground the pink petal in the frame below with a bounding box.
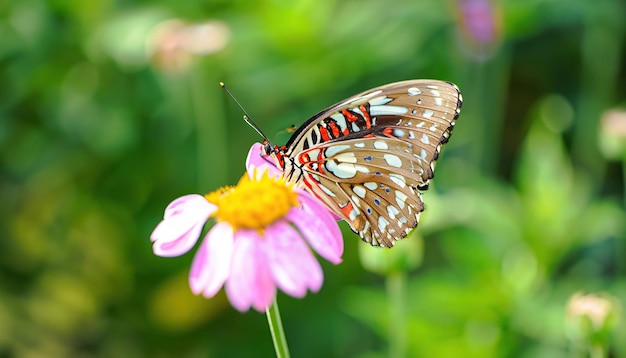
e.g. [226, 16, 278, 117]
[265, 221, 323, 297]
[287, 190, 343, 264]
[225, 230, 275, 312]
[245, 142, 283, 178]
[163, 194, 215, 219]
[189, 222, 234, 298]
[150, 195, 216, 257]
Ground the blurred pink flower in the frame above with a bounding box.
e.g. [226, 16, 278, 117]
[150, 144, 343, 312]
[456, 0, 501, 61]
[457, 0, 497, 44]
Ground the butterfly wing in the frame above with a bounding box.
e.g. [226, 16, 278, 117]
[282, 80, 462, 247]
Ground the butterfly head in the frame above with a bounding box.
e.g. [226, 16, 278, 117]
[261, 140, 287, 170]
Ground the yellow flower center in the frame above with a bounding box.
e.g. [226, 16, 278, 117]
[204, 170, 299, 230]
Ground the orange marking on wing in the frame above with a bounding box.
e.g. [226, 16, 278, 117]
[315, 149, 326, 174]
[339, 201, 354, 218]
[352, 216, 366, 231]
[328, 121, 340, 137]
[298, 151, 310, 164]
[319, 125, 331, 142]
[342, 109, 359, 122]
[359, 105, 372, 129]
[302, 177, 315, 192]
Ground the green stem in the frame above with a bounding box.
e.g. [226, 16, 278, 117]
[266, 297, 291, 358]
[623, 162, 626, 209]
[386, 271, 407, 358]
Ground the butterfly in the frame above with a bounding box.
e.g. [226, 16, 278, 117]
[260, 80, 463, 247]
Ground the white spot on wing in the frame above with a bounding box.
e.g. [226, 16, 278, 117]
[374, 140, 389, 150]
[421, 134, 430, 144]
[336, 163, 357, 178]
[326, 161, 357, 179]
[378, 216, 389, 232]
[430, 89, 440, 97]
[395, 191, 407, 209]
[368, 95, 392, 106]
[434, 97, 443, 106]
[355, 164, 370, 173]
[387, 205, 400, 219]
[408, 87, 422, 96]
[370, 105, 408, 116]
[423, 109, 434, 118]
[351, 195, 361, 206]
[353, 185, 367, 199]
[389, 174, 406, 187]
[335, 152, 357, 163]
[325, 145, 350, 157]
[364, 182, 377, 190]
[354, 142, 365, 148]
[384, 154, 402, 168]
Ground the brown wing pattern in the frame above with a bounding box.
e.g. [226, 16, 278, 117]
[285, 80, 462, 247]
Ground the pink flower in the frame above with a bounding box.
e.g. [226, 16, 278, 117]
[457, 0, 497, 45]
[455, 0, 501, 61]
[150, 144, 343, 312]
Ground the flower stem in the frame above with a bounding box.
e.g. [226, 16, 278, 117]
[623, 162, 626, 209]
[266, 297, 291, 358]
[386, 271, 407, 358]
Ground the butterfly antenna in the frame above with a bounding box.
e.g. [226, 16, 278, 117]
[219, 82, 270, 141]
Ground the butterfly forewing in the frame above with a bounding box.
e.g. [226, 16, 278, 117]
[270, 80, 462, 247]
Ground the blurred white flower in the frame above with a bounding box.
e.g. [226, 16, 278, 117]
[567, 292, 614, 331]
[149, 19, 230, 73]
[599, 108, 626, 160]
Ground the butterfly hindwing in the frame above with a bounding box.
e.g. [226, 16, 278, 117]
[295, 139, 425, 246]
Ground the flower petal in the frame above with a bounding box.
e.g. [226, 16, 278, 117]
[245, 142, 283, 178]
[265, 221, 323, 297]
[150, 194, 216, 257]
[225, 230, 275, 312]
[189, 222, 234, 298]
[287, 190, 344, 264]
[163, 194, 215, 219]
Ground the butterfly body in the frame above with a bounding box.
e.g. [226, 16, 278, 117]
[261, 80, 462, 247]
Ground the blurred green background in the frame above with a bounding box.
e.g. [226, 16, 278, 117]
[2, 0, 626, 357]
